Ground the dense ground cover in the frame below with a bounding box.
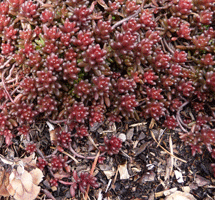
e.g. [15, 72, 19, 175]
[0, 0, 214, 199]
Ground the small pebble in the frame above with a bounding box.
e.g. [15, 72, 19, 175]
[118, 133, 126, 142]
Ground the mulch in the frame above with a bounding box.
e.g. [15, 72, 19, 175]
[33, 118, 215, 200]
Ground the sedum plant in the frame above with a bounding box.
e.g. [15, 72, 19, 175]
[0, 0, 215, 198]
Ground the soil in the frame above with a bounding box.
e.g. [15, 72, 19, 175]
[34, 119, 215, 199]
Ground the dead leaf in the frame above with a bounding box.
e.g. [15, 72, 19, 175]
[13, 184, 40, 200]
[20, 153, 36, 167]
[9, 178, 24, 197]
[0, 154, 43, 200]
[20, 171, 34, 193]
[0, 167, 10, 197]
[30, 168, 44, 185]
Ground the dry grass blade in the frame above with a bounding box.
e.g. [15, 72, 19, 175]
[129, 122, 147, 127]
[150, 131, 187, 163]
[50, 147, 79, 164]
[164, 135, 174, 181]
[60, 150, 79, 164]
[88, 135, 98, 149]
[169, 135, 174, 175]
[113, 167, 119, 185]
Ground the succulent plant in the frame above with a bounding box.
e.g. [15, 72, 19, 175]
[25, 142, 36, 154]
[0, 0, 215, 197]
[99, 136, 122, 155]
[10, 103, 38, 125]
[41, 9, 54, 24]
[89, 104, 105, 127]
[143, 101, 166, 121]
[37, 157, 48, 171]
[56, 130, 72, 148]
[68, 102, 89, 123]
[50, 154, 69, 173]
[70, 170, 99, 197]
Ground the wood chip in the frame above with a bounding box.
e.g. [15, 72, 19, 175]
[165, 191, 196, 200]
[134, 142, 150, 156]
[139, 171, 155, 183]
[118, 162, 130, 180]
[155, 188, 177, 198]
[195, 175, 210, 187]
[126, 128, 134, 140]
[182, 186, 191, 193]
[174, 170, 184, 183]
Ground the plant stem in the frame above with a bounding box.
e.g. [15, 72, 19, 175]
[48, 118, 67, 124]
[42, 189, 56, 200]
[176, 101, 190, 133]
[6, 63, 16, 80]
[112, 2, 144, 29]
[0, 57, 12, 69]
[69, 145, 105, 160]
[2, 68, 15, 104]
[58, 180, 73, 185]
